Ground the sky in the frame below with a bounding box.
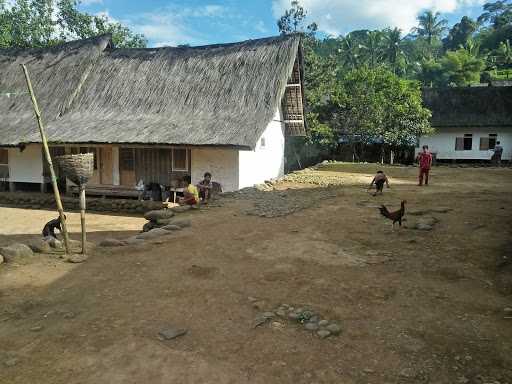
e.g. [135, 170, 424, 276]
[78, 0, 489, 47]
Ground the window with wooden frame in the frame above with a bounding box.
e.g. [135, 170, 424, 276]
[0, 148, 8, 179]
[172, 148, 188, 171]
[455, 134, 473, 151]
[480, 134, 497, 150]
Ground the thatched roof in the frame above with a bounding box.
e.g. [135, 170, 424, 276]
[423, 87, 512, 128]
[0, 34, 304, 149]
[0, 35, 111, 145]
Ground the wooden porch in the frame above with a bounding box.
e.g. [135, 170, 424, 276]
[47, 145, 192, 198]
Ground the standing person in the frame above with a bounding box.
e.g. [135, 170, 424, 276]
[197, 172, 213, 204]
[417, 145, 433, 186]
[179, 175, 199, 206]
[493, 141, 503, 166]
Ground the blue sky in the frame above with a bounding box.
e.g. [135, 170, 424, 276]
[79, 0, 488, 47]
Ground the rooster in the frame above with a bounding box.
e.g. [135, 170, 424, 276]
[379, 200, 406, 229]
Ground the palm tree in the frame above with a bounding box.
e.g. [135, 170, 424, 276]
[383, 27, 406, 73]
[359, 30, 384, 68]
[338, 34, 360, 70]
[413, 10, 448, 46]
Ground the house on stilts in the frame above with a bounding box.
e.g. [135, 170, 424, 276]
[0, 34, 306, 196]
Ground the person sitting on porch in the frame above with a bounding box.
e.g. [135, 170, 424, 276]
[197, 172, 213, 204]
[135, 179, 145, 200]
[179, 175, 199, 206]
[42, 215, 66, 239]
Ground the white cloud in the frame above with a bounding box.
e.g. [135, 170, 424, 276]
[272, 0, 486, 35]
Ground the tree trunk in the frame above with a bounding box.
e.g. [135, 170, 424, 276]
[390, 149, 395, 165]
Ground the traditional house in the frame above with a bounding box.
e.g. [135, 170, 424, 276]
[0, 34, 305, 195]
[420, 87, 512, 162]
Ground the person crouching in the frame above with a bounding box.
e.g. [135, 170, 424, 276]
[42, 215, 66, 239]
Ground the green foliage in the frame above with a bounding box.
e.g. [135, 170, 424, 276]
[440, 48, 486, 85]
[277, 0, 317, 36]
[0, 0, 146, 49]
[331, 67, 433, 147]
[413, 11, 449, 48]
[443, 16, 478, 51]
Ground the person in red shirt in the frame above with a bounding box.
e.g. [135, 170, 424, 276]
[417, 145, 433, 186]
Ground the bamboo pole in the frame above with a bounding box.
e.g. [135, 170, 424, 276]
[79, 185, 86, 255]
[21, 64, 71, 255]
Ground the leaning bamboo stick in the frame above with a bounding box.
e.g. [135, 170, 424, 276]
[21, 64, 71, 255]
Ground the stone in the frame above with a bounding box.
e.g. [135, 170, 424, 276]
[99, 238, 127, 247]
[125, 237, 145, 245]
[262, 312, 275, 319]
[136, 228, 172, 240]
[309, 315, 319, 323]
[415, 222, 433, 231]
[162, 224, 182, 231]
[171, 205, 192, 213]
[317, 329, 331, 339]
[158, 327, 187, 340]
[276, 309, 287, 318]
[288, 312, 300, 321]
[399, 368, 416, 378]
[30, 325, 43, 332]
[169, 219, 192, 229]
[144, 209, 175, 222]
[142, 222, 156, 233]
[4, 357, 18, 367]
[304, 322, 319, 331]
[504, 307, 512, 316]
[318, 320, 329, 327]
[0, 243, 34, 262]
[271, 321, 285, 330]
[28, 239, 52, 253]
[0, 253, 4, 264]
[326, 323, 342, 335]
[46, 237, 63, 249]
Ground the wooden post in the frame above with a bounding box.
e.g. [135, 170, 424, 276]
[79, 185, 86, 255]
[21, 64, 71, 255]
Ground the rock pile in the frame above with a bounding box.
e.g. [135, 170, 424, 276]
[254, 302, 342, 339]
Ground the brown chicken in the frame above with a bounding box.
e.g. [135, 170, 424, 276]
[379, 200, 406, 228]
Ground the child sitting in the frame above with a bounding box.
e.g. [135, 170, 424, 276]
[197, 172, 213, 204]
[179, 175, 199, 206]
[42, 215, 66, 239]
[368, 170, 390, 196]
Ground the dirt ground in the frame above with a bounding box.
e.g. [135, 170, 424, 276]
[1, 163, 511, 384]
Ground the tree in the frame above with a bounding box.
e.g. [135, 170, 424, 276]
[328, 68, 432, 161]
[277, 0, 317, 36]
[496, 39, 512, 76]
[382, 27, 406, 74]
[443, 16, 478, 51]
[440, 48, 486, 85]
[413, 10, 448, 47]
[478, 0, 512, 28]
[359, 30, 384, 68]
[0, 0, 146, 48]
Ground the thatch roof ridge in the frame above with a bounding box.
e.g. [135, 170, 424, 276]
[0, 34, 112, 58]
[44, 34, 302, 148]
[423, 86, 512, 128]
[0, 34, 303, 148]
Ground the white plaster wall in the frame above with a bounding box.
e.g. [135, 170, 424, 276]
[191, 148, 239, 192]
[420, 127, 512, 160]
[8, 144, 43, 183]
[238, 108, 285, 189]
